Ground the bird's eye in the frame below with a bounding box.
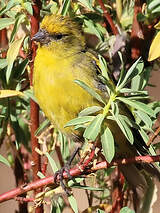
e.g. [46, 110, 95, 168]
[50, 33, 68, 41]
[55, 34, 63, 40]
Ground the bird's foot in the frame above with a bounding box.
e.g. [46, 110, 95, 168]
[54, 147, 80, 196]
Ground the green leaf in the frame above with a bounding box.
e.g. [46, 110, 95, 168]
[0, 18, 15, 30]
[68, 177, 84, 186]
[135, 110, 152, 128]
[71, 184, 104, 191]
[151, 5, 160, 13]
[97, 209, 105, 213]
[148, 0, 160, 11]
[83, 114, 105, 141]
[35, 119, 50, 136]
[74, 80, 105, 104]
[6, 36, 24, 83]
[58, 131, 70, 162]
[83, 18, 104, 41]
[117, 58, 142, 90]
[111, 114, 134, 144]
[10, 114, 26, 145]
[64, 116, 94, 127]
[78, 106, 102, 116]
[117, 97, 155, 117]
[10, 14, 26, 43]
[120, 115, 139, 129]
[45, 152, 58, 173]
[37, 171, 45, 179]
[139, 128, 149, 143]
[120, 207, 135, 213]
[98, 54, 109, 79]
[50, 2, 59, 13]
[101, 127, 115, 163]
[119, 88, 147, 94]
[0, 0, 19, 16]
[23, 2, 33, 15]
[131, 66, 150, 91]
[23, 89, 38, 103]
[68, 195, 78, 213]
[0, 154, 10, 167]
[78, 0, 94, 11]
[0, 59, 8, 69]
[60, 0, 71, 16]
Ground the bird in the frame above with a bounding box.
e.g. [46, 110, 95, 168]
[32, 14, 159, 211]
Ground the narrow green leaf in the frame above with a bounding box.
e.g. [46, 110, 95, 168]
[35, 119, 50, 136]
[151, 5, 160, 13]
[124, 95, 149, 100]
[117, 97, 155, 117]
[68, 195, 78, 213]
[45, 152, 58, 173]
[78, 106, 102, 116]
[10, 14, 25, 42]
[116, 52, 125, 86]
[6, 36, 24, 83]
[120, 207, 135, 213]
[101, 127, 115, 163]
[98, 54, 109, 79]
[136, 110, 152, 128]
[74, 80, 105, 104]
[0, 154, 10, 167]
[139, 128, 149, 143]
[64, 116, 94, 127]
[59, 131, 70, 161]
[120, 115, 139, 129]
[60, 0, 71, 16]
[117, 58, 142, 90]
[71, 184, 104, 191]
[23, 2, 33, 15]
[112, 114, 134, 144]
[148, 0, 160, 11]
[83, 114, 105, 141]
[0, 18, 15, 30]
[120, 88, 148, 95]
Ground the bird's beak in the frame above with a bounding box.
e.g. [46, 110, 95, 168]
[32, 29, 47, 42]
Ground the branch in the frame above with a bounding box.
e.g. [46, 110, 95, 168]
[0, 154, 160, 203]
[98, 0, 118, 35]
[30, 0, 42, 212]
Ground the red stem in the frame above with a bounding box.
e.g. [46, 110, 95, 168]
[98, 0, 118, 35]
[111, 168, 124, 213]
[30, 1, 42, 212]
[0, 27, 8, 58]
[0, 154, 160, 203]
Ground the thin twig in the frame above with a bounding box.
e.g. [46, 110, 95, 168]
[147, 125, 160, 146]
[0, 154, 160, 203]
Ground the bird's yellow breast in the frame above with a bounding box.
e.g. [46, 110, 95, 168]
[33, 47, 99, 136]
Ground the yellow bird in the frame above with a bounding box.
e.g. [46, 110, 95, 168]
[32, 14, 159, 207]
[33, 14, 128, 151]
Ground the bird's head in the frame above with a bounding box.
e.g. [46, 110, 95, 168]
[32, 15, 86, 57]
